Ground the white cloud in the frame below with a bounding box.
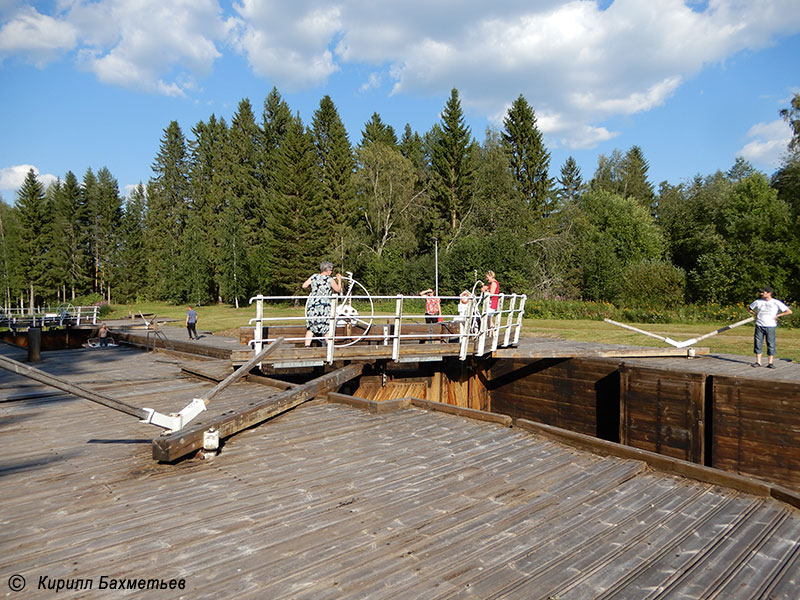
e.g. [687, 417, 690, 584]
[0, 165, 58, 198]
[359, 72, 382, 93]
[230, 1, 341, 90]
[2, 0, 800, 149]
[0, 0, 230, 95]
[0, 7, 78, 66]
[222, 0, 800, 148]
[737, 119, 792, 169]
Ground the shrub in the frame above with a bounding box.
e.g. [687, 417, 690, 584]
[614, 260, 686, 309]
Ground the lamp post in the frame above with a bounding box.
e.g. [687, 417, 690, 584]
[433, 237, 439, 296]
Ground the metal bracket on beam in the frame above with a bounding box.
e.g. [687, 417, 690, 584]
[141, 398, 207, 433]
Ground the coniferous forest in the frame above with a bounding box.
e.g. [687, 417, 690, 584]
[2, 88, 800, 311]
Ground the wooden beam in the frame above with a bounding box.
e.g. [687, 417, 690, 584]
[202, 339, 283, 406]
[246, 373, 298, 390]
[410, 398, 513, 427]
[0, 353, 147, 420]
[152, 363, 364, 462]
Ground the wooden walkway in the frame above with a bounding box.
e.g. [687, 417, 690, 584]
[1, 344, 799, 598]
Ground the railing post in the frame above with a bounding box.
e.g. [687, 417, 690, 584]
[327, 296, 338, 364]
[253, 297, 264, 355]
[459, 297, 474, 360]
[503, 295, 517, 347]
[477, 295, 490, 356]
[514, 295, 527, 344]
[491, 294, 504, 352]
[392, 294, 403, 361]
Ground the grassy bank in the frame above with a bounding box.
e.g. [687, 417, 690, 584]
[105, 302, 799, 363]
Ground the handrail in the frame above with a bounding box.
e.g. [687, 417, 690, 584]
[0, 305, 100, 327]
[247, 292, 527, 364]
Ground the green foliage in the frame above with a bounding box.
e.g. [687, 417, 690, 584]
[590, 146, 654, 208]
[615, 260, 686, 309]
[12, 88, 800, 318]
[15, 168, 49, 304]
[779, 92, 800, 154]
[361, 113, 398, 148]
[146, 121, 189, 303]
[430, 88, 475, 242]
[502, 94, 552, 216]
[267, 114, 323, 295]
[312, 95, 357, 264]
[555, 156, 582, 207]
[570, 189, 664, 301]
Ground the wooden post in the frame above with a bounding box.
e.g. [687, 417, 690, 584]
[27, 327, 41, 362]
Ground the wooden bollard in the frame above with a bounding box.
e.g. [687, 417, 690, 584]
[27, 327, 42, 362]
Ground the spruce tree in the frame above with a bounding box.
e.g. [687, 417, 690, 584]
[268, 114, 323, 294]
[360, 113, 398, 148]
[261, 87, 292, 193]
[229, 99, 268, 293]
[15, 169, 49, 308]
[189, 115, 229, 301]
[0, 198, 18, 309]
[311, 95, 356, 267]
[146, 121, 190, 302]
[430, 88, 475, 243]
[93, 167, 123, 302]
[116, 183, 148, 302]
[502, 94, 552, 217]
[620, 145, 654, 208]
[49, 172, 88, 301]
[556, 156, 583, 207]
[179, 208, 214, 305]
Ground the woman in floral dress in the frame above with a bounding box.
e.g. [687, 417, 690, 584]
[302, 261, 342, 347]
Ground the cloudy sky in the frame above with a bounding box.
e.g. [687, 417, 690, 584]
[1, 0, 799, 200]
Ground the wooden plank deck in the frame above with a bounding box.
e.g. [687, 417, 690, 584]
[1, 344, 799, 599]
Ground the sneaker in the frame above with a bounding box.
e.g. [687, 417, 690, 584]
[767, 363, 775, 369]
[751, 362, 761, 367]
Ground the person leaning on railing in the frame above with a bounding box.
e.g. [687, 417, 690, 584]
[419, 288, 442, 324]
[302, 261, 343, 347]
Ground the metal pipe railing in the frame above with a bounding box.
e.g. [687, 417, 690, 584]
[247, 292, 527, 364]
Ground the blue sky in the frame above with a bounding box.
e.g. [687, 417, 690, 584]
[1, 0, 799, 201]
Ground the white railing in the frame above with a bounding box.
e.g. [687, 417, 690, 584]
[0, 305, 99, 327]
[247, 293, 527, 364]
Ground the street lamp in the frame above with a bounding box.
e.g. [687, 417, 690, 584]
[433, 237, 439, 296]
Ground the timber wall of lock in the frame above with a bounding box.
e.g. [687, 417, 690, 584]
[355, 356, 800, 493]
[485, 357, 800, 493]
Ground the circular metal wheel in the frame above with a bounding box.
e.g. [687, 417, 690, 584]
[333, 275, 374, 347]
[304, 274, 374, 347]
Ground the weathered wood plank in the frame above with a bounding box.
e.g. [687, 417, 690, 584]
[152, 363, 364, 461]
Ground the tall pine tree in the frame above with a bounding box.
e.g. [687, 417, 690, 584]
[430, 88, 475, 245]
[267, 114, 323, 294]
[146, 121, 190, 302]
[311, 95, 356, 268]
[502, 94, 552, 217]
[16, 169, 49, 308]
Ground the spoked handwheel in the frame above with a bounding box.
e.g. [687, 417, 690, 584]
[334, 274, 374, 347]
[303, 273, 374, 347]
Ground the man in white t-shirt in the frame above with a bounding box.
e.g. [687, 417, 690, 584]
[748, 287, 792, 368]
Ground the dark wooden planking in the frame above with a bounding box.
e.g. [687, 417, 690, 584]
[712, 374, 800, 491]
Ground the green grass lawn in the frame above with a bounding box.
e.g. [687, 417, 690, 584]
[106, 302, 799, 363]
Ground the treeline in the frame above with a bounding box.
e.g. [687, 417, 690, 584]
[2, 89, 799, 310]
